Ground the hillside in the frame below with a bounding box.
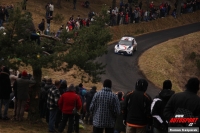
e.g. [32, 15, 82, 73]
[1, 0, 200, 42]
[139, 31, 200, 94]
[1, 0, 200, 90]
[0, 0, 200, 133]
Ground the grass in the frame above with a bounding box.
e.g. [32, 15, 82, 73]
[0, 109, 93, 133]
[138, 31, 200, 93]
[0, 0, 200, 132]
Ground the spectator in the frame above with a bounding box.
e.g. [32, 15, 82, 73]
[79, 83, 87, 104]
[49, 2, 54, 17]
[22, 0, 28, 10]
[73, 0, 77, 10]
[90, 79, 120, 133]
[0, 66, 12, 120]
[30, 29, 40, 45]
[149, 1, 154, 10]
[55, 79, 68, 129]
[47, 80, 61, 132]
[80, 88, 87, 120]
[75, 21, 80, 30]
[171, 8, 176, 18]
[74, 85, 83, 133]
[120, 0, 124, 8]
[164, 77, 200, 127]
[114, 91, 126, 133]
[85, 86, 97, 124]
[55, 25, 64, 38]
[122, 79, 152, 133]
[46, 16, 52, 31]
[0, 6, 5, 27]
[39, 78, 47, 118]
[151, 80, 175, 133]
[85, 1, 90, 8]
[144, 10, 148, 22]
[45, 3, 50, 18]
[139, 1, 143, 9]
[43, 78, 53, 123]
[38, 19, 45, 33]
[15, 70, 35, 121]
[13, 72, 21, 120]
[9, 69, 18, 113]
[9, 69, 18, 88]
[167, 4, 171, 15]
[58, 84, 82, 133]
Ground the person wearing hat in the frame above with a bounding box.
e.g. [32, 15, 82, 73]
[164, 77, 200, 127]
[90, 79, 120, 133]
[58, 84, 82, 133]
[122, 79, 152, 133]
[15, 70, 35, 121]
[151, 80, 175, 133]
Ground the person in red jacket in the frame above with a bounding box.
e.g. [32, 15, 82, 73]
[58, 84, 82, 133]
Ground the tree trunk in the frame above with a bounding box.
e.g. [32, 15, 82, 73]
[27, 67, 42, 122]
[176, 0, 182, 17]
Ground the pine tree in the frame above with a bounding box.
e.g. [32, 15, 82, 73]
[0, 5, 112, 121]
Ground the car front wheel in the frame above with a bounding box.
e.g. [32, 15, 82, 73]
[134, 46, 137, 51]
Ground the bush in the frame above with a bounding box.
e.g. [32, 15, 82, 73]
[189, 52, 196, 60]
[53, 13, 64, 23]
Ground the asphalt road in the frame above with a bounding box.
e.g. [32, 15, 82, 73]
[98, 22, 200, 98]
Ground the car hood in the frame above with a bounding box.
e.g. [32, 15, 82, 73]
[115, 44, 130, 50]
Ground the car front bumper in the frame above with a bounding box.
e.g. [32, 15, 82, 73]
[115, 49, 132, 55]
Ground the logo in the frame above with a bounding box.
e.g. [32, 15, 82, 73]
[169, 114, 199, 126]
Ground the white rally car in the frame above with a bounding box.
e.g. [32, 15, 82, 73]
[114, 36, 137, 55]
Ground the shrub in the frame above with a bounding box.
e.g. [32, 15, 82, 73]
[189, 52, 196, 60]
[53, 13, 64, 23]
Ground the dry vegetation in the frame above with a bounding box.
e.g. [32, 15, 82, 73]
[1, 0, 199, 91]
[139, 31, 200, 94]
[1, 0, 200, 132]
[0, 110, 93, 133]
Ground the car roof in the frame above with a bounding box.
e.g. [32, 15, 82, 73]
[121, 36, 135, 41]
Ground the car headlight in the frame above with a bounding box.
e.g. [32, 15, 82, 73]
[115, 45, 119, 49]
[127, 46, 132, 50]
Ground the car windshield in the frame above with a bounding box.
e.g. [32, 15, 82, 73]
[119, 40, 132, 46]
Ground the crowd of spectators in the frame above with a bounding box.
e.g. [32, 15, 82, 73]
[1, 0, 200, 38]
[0, 65, 200, 133]
[108, 0, 200, 26]
[37, 0, 200, 37]
[0, 1, 200, 133]
[0, 4, 14, 27]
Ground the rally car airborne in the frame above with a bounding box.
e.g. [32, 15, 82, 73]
[114, 36, 137, 55]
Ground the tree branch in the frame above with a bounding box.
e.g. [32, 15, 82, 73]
[40, 34, 61, 41]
